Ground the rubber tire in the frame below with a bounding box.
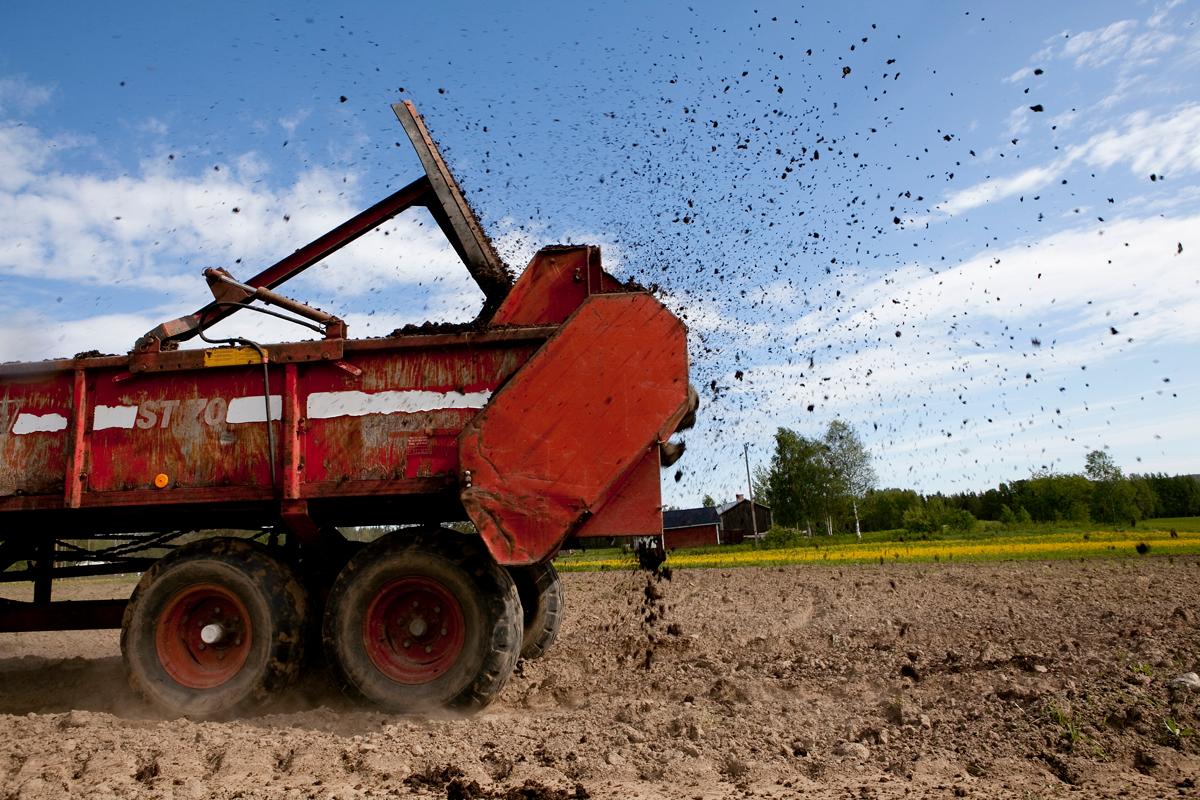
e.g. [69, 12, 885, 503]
[507, 562, 564, 660]
[322, 529, 522, 712]
[120, 537, 307, 719]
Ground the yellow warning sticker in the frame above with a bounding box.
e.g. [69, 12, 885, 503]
[203, 347, 262, 367]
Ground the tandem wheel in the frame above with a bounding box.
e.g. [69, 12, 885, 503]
[120, 537, 307, 719]
[321, 528, 523, 713]
[506, 562, 564, 660]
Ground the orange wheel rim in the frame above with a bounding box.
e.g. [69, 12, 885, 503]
[363, 576, 466, 684]
[155, 584, 253, 689]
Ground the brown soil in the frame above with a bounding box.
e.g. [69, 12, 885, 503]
[1, 558, 1198, 799]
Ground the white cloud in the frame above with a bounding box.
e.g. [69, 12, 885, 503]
[1061, 20, 1139, 68]
[0, 106, 499, 361]
[940, 162, 1064, 215]
[1005, 67, 1034, 84]
[0, 76, 53, 115]
[1081, 106, 1200, 174]
[0, 310, 163, 362]
[1005, 5, 1191, 119]
[1148, 0, 1186, 29]
[676, 194, 1200, 495]
[733, 214, 1200, 458]
[0, 282, 488, 363]
[940, 104, 1200, 214]
[1127, 29, 1181, 61]
[0, 122, 72, 192]
[1004, 104, 1032, 139]
[846, 215, 1196, 346]
[0, 120, 486, 297]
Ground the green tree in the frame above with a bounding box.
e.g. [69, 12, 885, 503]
[1013, 472, 1092, 522]
[903, 496, 976, 535]
[701, 494, 716, 508]
[762, 428, 834, 535]
[1128, 476, 1157, 522]
[1142, 473, 1200, 517]
[998, 504, 1033, 526]
[1084, 450, 1121, 482]
[859, 488, 921, 531]
[822, 420, 876, 540]
[1085, 449, 1140, 524]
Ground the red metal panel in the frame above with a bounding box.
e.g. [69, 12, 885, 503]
[573, 446, 663, 538]
[282, 364, 301, 500]
[491, 247, 596, 326]
[299, 345, 536, 488]
[0, 335, 548, 515]
[0, 373, 72, 498]
[65, 370, 88, 508]
[459, 292, 690, 565]
[87, 366, 280, 493]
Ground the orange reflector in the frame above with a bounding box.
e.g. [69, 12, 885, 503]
[153, 473, 170, 489]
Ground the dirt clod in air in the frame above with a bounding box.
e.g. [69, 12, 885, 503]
[619, 537, 676, 671]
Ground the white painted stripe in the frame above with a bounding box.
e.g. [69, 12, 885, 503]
[12, 412, 68, 434]
[94, 405, 137, 431]
[226, 395, 282, 424]
[307, 389, 491, 420]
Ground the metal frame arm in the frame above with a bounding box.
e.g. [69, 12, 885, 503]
[138, 101, 514, 352]
[138, 177, 431, 349]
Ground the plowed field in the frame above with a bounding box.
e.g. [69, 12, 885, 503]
[2, 557, 1198, 799]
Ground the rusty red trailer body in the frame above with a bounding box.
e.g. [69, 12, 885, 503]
[0, 245, 686, 552]
[0, 103, 693, 656]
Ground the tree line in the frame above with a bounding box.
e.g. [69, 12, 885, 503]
[758, 424, 1200, 536]
[755, 421, 876, 540]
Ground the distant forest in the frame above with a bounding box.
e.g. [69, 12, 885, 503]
[754, 424, 1199, 536]
[856, 469, 1199, 534]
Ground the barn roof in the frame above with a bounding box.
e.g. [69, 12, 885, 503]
[716, 498, 771, 515]
[662, 506, 720, 529]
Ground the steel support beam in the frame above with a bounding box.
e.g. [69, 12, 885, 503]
[0, 599, 128, 632]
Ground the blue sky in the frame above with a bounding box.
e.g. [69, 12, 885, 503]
[1, 0, 1197, 504]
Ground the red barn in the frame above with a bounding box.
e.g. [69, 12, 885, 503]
[661, 506, 721, 549]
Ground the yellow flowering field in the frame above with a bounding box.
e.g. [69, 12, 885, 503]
[556, 529, 1200, 572]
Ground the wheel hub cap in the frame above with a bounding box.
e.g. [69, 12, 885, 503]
[155, 584, 252, 689]
[363, 576, 465, 684]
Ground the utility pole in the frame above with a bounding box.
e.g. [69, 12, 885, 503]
[744, 442, 758, 539]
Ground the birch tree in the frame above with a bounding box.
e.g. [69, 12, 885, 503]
[823, 420, 877, 540]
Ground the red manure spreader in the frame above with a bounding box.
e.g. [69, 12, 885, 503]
[0, 103, 695, 717]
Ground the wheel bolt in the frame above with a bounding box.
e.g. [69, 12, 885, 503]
[198, 643, 206, 651]
[441, 628, 447, 636]
[403, 640, 411, 648]
[424, 645, 432, 654]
